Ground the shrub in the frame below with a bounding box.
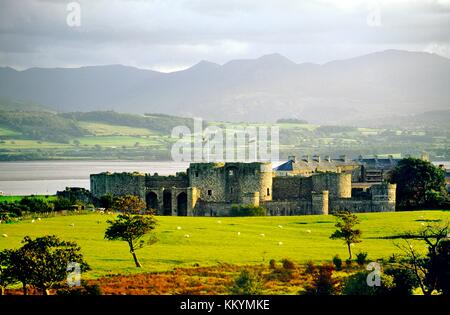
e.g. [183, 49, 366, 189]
[56, 281, 102, 295]
[282, 258, 296, 270]
[53, 198, 73, 211]
[332, 255, 342, 271]
[345, 259, 353, 268]
[229, 205, 266, 217]
[269, 259, 277, 269]
[230, 270, 264, 295]
[356, 252, 368, 266]
[385, 267, 419, 295]
[342, 271, 395, 295]
[19, 197, 53, 213]
[302, 263, 337, 295]
[305, 260, 317, 275]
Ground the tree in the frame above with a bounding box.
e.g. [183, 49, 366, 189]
[7, 235, 90, 295]
[330, 210, 362, 260]
[0, 249, 16, 295]
[397, 222, 450, 295]
[390, 158, 447, 209]
[112, 195, 146, 214]
[99, 194, 114, 209]
[104, 213, 157, 268]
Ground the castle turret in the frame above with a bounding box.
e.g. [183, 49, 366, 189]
[312, 190, 329, 215]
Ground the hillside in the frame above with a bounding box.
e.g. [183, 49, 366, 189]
[0, 109, 448, 161]
[0, 50, 449, 124]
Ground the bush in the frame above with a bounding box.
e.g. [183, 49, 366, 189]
[56, 281, 102, 295]
[332, 255, 342, 271]
[302, 263, 337, 295]
[230, 270, 264, 295]
[385, 267, 419, 295]
[269, 259, 277, 269]
[356, 252, 368, 266]
[53, 198, 73, 211]
[342, 271, 395, 295]
[305, 261, 317, 275]
[19, 197, 53, 213]
[229, 205, 266, 217]
[345, 259, 353, 268]
[282, 258, 296, 270]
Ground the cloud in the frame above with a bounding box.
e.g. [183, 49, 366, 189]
[0, 0, 449, 70]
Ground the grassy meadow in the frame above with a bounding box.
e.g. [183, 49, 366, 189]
[0, 210, 448, 279]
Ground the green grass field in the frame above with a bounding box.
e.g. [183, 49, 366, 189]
[0, 195, 57, 203]
[0, 211, 448, 279]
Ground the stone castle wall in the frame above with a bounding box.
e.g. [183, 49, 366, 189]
[90, 172, 146, 200]
[90, 162, 396, 216]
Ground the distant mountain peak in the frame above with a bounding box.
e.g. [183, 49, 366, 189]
[188, 60, 220, 71]
[257, 53, 295, 64]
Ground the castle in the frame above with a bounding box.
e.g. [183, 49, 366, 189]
[90, 158, 396, 216]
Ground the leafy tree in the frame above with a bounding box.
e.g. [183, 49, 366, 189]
[330, 211, 362, 259]
[104, 213, 157, 267]
[384, 266, 419, 295]
[99, 194, 114, 209]
[112, 195, 146, 214]
[19, 197, 53, 213]
[397, 222, 450, 295]
[0, 249, 17, 295]
[390, 158, 447, 209]
[230, 269, 264, 295]
[7, 235, 89, 295]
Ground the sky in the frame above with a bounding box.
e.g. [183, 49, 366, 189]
[0, 0, 449, 72]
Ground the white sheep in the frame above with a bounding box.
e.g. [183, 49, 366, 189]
[237, 232, 241, 236]
[37, 217, 41, 221]
[278, 241, 283, 246]
[278, 225, 283, 229]
[306, 229, 311, 233]
[31, 219, 35, 223]
[184, 234, 190, 238]
[177, 226, 182, 230]
[2, 234, 8, 238]
[260, 233, 265, 237]
[69, 223, 75, 227]
[217, 220, 222, 224]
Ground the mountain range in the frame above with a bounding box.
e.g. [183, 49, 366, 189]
[0, 50, 449, 124]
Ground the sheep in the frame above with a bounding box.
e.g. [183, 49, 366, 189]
[217, 220, 222, 224]
[278, 225, 283, 229]
[259, 233, 265, 237]
[31, 219, 35, 223]
[69, 223, 75, 227]
[278, 241, 283, 246]
[2, 234, 7, 238]
[177, 226, 182, 230]
[184, 234, 190, 238]
[37, 217, 41, 221]
[237, 232, 241, 236]
[306, 229, 311, 233]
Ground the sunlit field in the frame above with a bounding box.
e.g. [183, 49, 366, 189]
[0, 210, 448, 279]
